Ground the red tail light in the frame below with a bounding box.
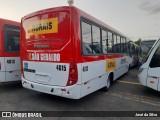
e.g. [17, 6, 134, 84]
[21, 63, 24, 78]
[66, 62, 78, 86]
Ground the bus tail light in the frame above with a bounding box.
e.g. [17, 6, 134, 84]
[67, 62, 78, 86]
[21, 63, 24, 78]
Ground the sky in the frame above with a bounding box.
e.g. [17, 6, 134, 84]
[0, 0, 160, 41]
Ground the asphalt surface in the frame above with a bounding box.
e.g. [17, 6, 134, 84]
[0, 67, 160, 120]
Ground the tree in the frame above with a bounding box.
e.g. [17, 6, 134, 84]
[134, 38, 142, 46]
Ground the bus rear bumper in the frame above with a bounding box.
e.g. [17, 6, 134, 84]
[21, 77, 81, 99]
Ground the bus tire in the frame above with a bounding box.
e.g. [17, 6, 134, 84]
[103, 75, 111, 91]
[129, 65, 131, 69]
[126, 65, 130, 74]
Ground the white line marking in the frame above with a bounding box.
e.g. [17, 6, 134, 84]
[117, 80, 141, 85]
[106, 92, 160, 107]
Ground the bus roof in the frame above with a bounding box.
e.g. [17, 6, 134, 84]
[22, 6, 126, 38]
[0, 18, 20, 26]
[75, 7, 126, 37]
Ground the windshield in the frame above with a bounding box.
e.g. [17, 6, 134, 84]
[143, 39, 160, 63]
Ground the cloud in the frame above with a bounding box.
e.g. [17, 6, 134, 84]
[139, 1, 160, 15]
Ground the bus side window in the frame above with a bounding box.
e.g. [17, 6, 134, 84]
[81, 21, 94, 55]
[124, 38, 128, 53]
[108, 32, 113, 53]
[90, 44, 101, 53]
[117, 36, 121, 53]
[124, 38, 127, 53]
[121, 38, 125, 53]
[92, 25, 102, 54]
[82, 43, 93, 55]
[150, 46, 160, 68]
[112, 34, 117, 53]
[102, 30, 107, 54]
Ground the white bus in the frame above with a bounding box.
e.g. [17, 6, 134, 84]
[21, 6, 131, 99]
[112, 41, 140, 68]
[138, 39, 160, 91]
[0, 18, 21, 83]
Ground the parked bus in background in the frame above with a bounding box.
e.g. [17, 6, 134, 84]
[138, 39, 160, 91]
[0, 18, 21, 82]
[128, 41, 140, 68]
[112, 41, 140, 68]
[21, 6, 131, 99]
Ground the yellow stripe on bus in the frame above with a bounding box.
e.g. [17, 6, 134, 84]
[106, 59, 116, 72]
[28, 17, 58, 35]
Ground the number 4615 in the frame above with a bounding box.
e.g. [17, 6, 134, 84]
[56, 65, 66, 71]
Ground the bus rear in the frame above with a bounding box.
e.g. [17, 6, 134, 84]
[21, 7, 81, 99]
[0, 19, 20, 82]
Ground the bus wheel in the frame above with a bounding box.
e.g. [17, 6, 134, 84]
[103, 75, 111, 91]
[126, 65, 130, 73]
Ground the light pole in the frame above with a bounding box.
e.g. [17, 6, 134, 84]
[68, 0, 74, 6]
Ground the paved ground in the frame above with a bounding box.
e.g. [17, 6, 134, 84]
[0, 67, 160, 120]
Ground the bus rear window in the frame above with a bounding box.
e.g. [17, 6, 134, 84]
[4, 24, 20, 52]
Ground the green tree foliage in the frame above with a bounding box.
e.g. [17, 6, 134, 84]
[134, 38, 142, 46]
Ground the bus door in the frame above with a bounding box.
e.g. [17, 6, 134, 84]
[147, 41, 160, 91]
[4, 24, 20, 82]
